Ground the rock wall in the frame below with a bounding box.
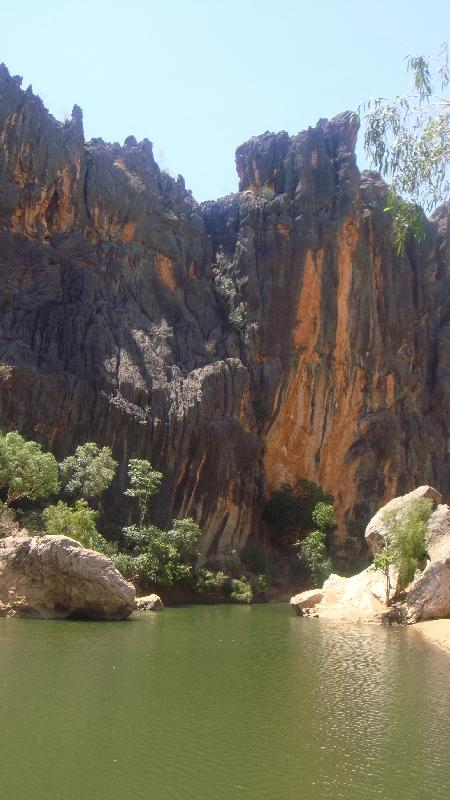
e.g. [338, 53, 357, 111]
[0, 65, 449, 555]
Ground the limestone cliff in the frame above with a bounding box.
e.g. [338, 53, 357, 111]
[0, 65, 449, 556]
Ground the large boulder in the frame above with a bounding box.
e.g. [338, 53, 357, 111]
[399, 504, 450, 623]
[290, 487, 450, 625]
[0, 534, 135, 620]
[365, 486, 442, 554]
[291, 570, 392, 622]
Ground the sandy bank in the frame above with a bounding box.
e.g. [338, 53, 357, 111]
[414, 619, 450, 655]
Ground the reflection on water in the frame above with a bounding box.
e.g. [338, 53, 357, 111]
[0, 606, 449, 800]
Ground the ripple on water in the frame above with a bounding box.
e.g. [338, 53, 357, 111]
[0, 606, 449, 800]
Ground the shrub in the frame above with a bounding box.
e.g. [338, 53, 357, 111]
[241, 544, 274, 576]
[230, 576, 253, 604]
[120, 518, 201, 587]
[0, 502, 18, 537]
[228, 306, 247, 338]
[111, 552, 135, 579]
[251, 573, 268, 595]
[196, 569, 231, 592]
[43, 499, 112, 554]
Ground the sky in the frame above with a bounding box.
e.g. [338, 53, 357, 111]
[1, 0, 448, 201]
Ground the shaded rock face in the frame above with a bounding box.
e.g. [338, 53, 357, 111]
[0, 534, 136, 619]
[0, 65, 449, 556]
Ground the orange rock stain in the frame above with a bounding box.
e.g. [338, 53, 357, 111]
[155, 253, 176, 290]
[264, 221, 364, 537]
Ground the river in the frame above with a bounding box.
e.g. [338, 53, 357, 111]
[1, 604, 449, 800]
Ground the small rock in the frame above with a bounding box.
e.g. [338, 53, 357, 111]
[135, 594, 164, 611]
[290, 589, 324, 615]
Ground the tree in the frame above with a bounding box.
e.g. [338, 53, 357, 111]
[125, 458, 163, 525]
[59, 442, 117, 500]
[361, 43, 449, 253]
[43, 499, 112, 554]
[311, 502, 336, 531]
[120, 517, 201, 586]
[0, 430, 59, 507]
[370, 532, 396, 606]
[294, 499, 336, 586]
[296, 530, 333, 587]
[370, 497, 433, 604]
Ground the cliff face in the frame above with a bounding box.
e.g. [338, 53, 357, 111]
[0, 65, 449, 556]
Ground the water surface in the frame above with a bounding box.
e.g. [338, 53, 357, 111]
[0, 605, 449, 800]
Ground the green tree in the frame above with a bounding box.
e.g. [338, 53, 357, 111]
[120, 518, 201, 587]
[311, 502, 336, 531]
[43, 499, 112, 554]
[296, 530, 333, 587]
[370, 532, 396, 606]
[361, 43, 449, 253]
[125, 458, 163, 525]
[370, 497, 433, 604]
[0, 431, 59, 507]
[59, 442, 118, 500]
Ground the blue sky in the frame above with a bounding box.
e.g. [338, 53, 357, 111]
[1, 0, 448, 201]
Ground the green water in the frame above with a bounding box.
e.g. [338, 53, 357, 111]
[1, 605, 449, 800]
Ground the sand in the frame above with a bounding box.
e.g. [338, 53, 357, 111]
[413, 619, 450, 655]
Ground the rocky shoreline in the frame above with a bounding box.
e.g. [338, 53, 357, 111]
[291, 486, 450, 632]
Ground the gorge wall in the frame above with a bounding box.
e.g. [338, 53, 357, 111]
[0, 64, 449, 557]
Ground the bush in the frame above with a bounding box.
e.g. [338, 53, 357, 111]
[43, 499, 112, 555]
[196, 569, 231, 592]
[111, 552, 135, 579]
[0, 502, 18, 537]
[230, 576, 253, 604]
[251, 573, 268, 595]
[119, 518, 201, 587]
[241, 544, 274, 576]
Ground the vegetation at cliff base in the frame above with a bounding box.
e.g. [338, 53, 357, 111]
[0, 430, 265, 602]
[295, 501, 336, 587]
